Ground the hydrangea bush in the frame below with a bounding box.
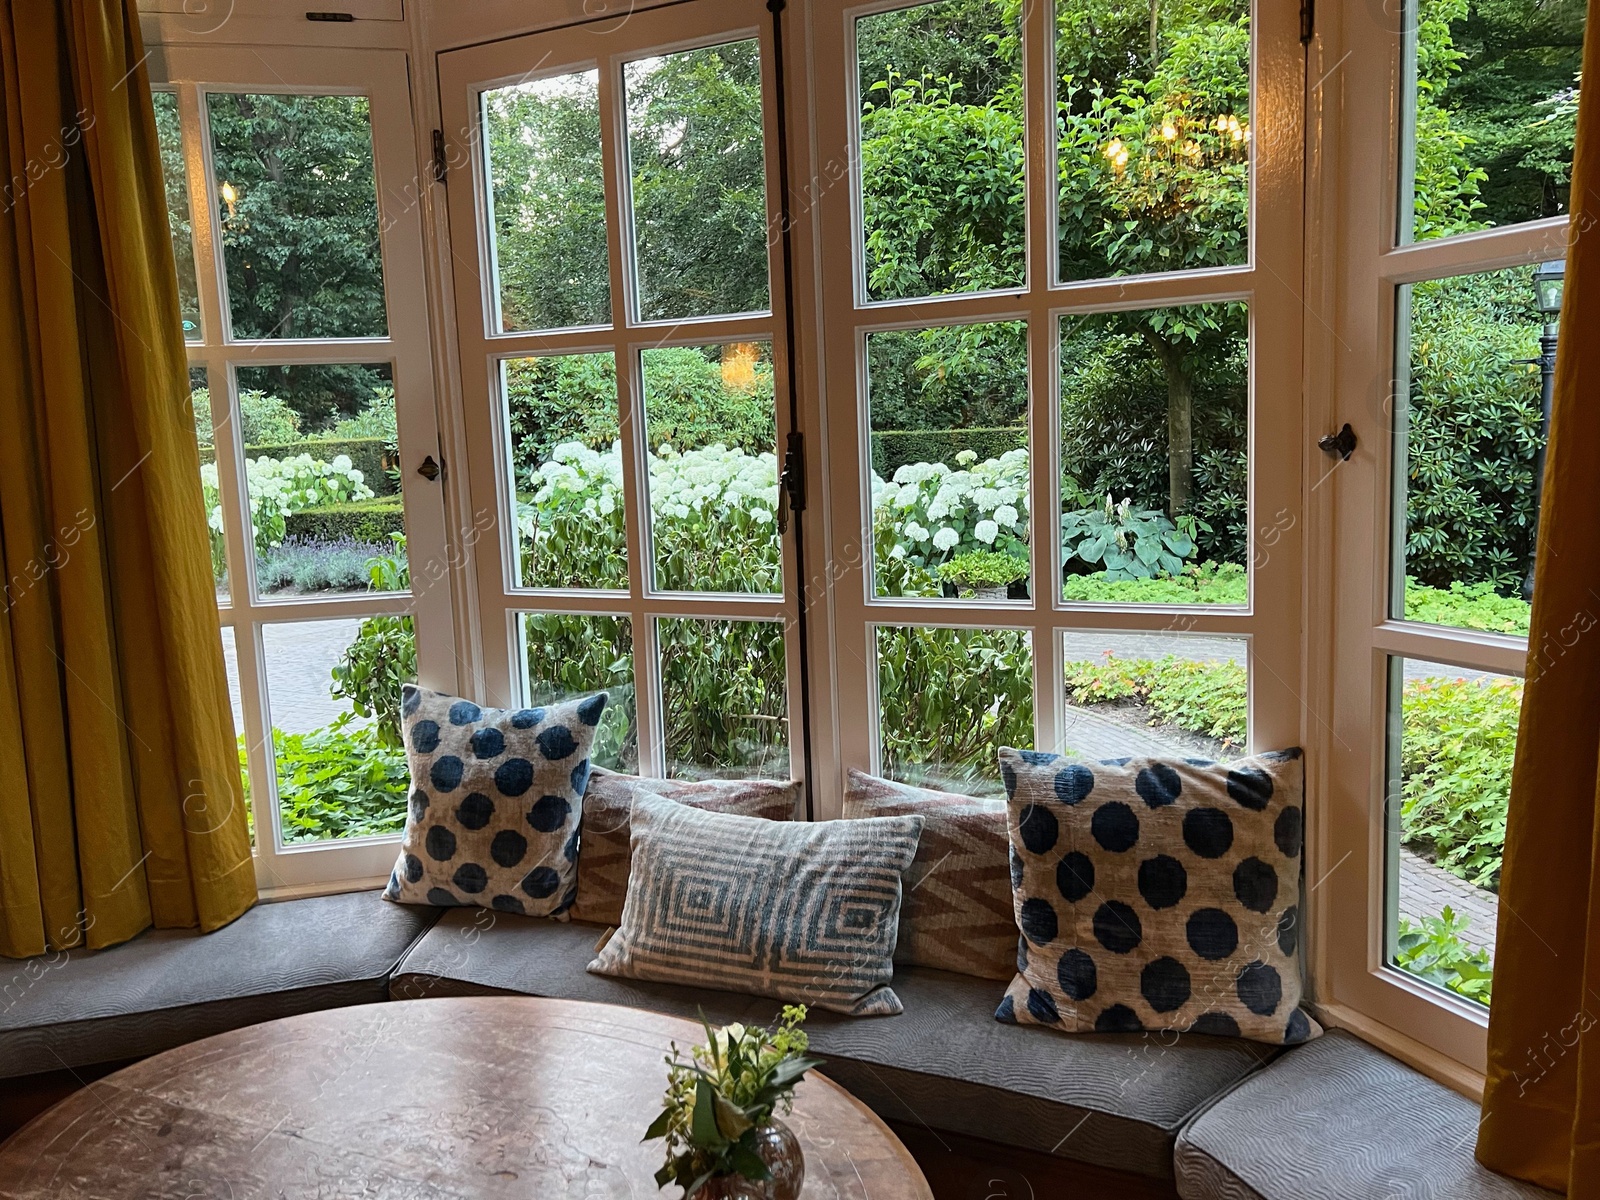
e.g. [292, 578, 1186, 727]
[201, 452, 374, 574]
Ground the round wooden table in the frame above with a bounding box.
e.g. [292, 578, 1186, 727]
[0, 997, 933, 1199]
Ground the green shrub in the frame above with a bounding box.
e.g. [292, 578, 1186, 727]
[1399, 672, 1522, 889]
[876, 623, 1035, 795]
[329, 539, 415, 748]
[506, 347, 777, 475]
[938, 549, 1028, 590]
[284, 496, 405, 543]
[238, 389, 302, 444]
[331, 387, 398, 443]
[870, 426, 1025, 477]
[1063, 561, 1246, 604]
[1404, 577, 1530, 634]
[1063, 653, 1248, 748]
[272, 716, 409, 844]
[1395, 907, 1493, 1005]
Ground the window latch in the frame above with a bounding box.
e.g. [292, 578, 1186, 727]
[432, 131, 448, 185]
[1318, 423, 1356, 461]
[417, 455, 443, 482]
[776, 431, 805, 535]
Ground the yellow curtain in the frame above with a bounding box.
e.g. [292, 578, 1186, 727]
[1478, 11, 1600, 1196]
[0, 0, 255, 958]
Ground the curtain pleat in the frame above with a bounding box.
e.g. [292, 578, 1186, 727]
[0, 0, 255, 959]
[1477, 8, 1600, 1196]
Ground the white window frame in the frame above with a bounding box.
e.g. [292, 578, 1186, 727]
[149, 41, 458, 895]
[1308, 0, 1569, 1089]
[434, 1, 810, 785]
[804, 0, 1305, 813]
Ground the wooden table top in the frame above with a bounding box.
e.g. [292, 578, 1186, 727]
[0, 996, 933, 1199]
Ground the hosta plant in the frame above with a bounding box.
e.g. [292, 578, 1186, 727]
[646, 1007, 821, 1194]
[1061, 494, 1199, 580]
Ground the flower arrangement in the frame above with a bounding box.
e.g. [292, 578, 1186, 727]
[645, 1006, 821, 1195]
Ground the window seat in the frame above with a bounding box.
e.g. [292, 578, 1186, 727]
[0, 891, 438, 1080]
[1174, 1029, 1559, 1200]
[389, 907, 1277, 1181]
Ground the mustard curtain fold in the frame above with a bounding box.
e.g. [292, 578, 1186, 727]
[0, 0, 255, 959]
[1478, 10, 1600, 1195]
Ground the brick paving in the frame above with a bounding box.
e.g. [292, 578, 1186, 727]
[220, 619, 366, 737]
[1399, 849, 1500, 957]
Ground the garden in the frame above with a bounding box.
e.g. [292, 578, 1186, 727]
[169, 0, 1576, 1010]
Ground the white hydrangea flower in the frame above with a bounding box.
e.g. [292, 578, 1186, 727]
[975, 519, 999, 545]
[955, 449, 978, 465]
[932, 526, 959, 551]
[994, 504, 1019, 527]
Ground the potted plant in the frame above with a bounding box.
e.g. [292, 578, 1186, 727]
[937, 549, 1029, 600]
[645, 1006, 821, 1199]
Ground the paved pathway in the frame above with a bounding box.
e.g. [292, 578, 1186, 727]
[1399, 849, 1499, 957]
[221, 619, 367, 737]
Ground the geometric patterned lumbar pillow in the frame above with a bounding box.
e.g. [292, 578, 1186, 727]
[569, 768, 800, 927]
[588, 796, 924, 1015]
[997, 746, 1320, 1046]
[844, 770, 1015, 981]
[383, 685, 607, 918]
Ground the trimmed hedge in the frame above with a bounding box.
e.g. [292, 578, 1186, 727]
[197, 436, 396, 496]
[284, 496, 405, 542]
[870, 426, 1026, 477]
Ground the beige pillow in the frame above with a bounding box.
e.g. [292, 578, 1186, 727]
[844, 770, 1015, 980]
[589, 797, 923, 1015]
[569, 769, 799, 926]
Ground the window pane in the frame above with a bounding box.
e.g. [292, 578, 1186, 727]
[207, 93, 387, 339]
[484, 71, 610, 331]
[658, 618, 788, 779]
[1398, 0, 1583, 242]
[234, 363, 405, 599]
[191, 366, 231, 603]
[522, 613, 637, 774]
[625, 40, 770, 321]
[1388, 657, 1518, 1007]
[1055, 0, 1250, 282]
[867, 322, 1029, 600]
[1060, 304, 1248, 605]
[153, 91, 201, 340]
[503, 353, 626, 590]
[219, 626, 251, 844]
[264, 617, 414, 844]
[1062, 632, 1247, 761]
[642, 343, 780, 594]
[856, 0, 1024, 301]
[876, 624, 1033, 796]
[1392, 266, 1546, 635]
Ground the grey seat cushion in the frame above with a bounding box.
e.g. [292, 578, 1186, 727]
[1175, 1029, 1560, 1199]
[391, 908, 1276, 1178]
[1, 891, 438, 1078]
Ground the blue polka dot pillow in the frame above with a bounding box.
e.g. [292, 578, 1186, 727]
[997, 746, 1320, 1045]
[383, 685, 607, 917]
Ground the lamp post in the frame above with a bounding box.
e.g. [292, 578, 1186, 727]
[1524, 259, 1564, 601]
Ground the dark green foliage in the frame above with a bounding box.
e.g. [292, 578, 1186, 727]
[1402, 269, 1543, 593]
[1431, 0, 1583, 229]
[283, 496, 405, 543]
[627, 41, 770, 320]
[329, 546, 415, 749]
[274, 717, 409, 843]
[870, 426, 1025, 476]
[235, 365, 393, 435]
[207, 94, 387, 340]
[866, 324, 1028, 439]
[506, 348, 775, 478]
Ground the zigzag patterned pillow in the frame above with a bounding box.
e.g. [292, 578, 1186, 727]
[998, 746, 1320, 1045]
[589, 796, 923, 1015]
[569, 769, 800, 927]
[384, 686, 606, 917]
[844, 770, 1014, 980]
